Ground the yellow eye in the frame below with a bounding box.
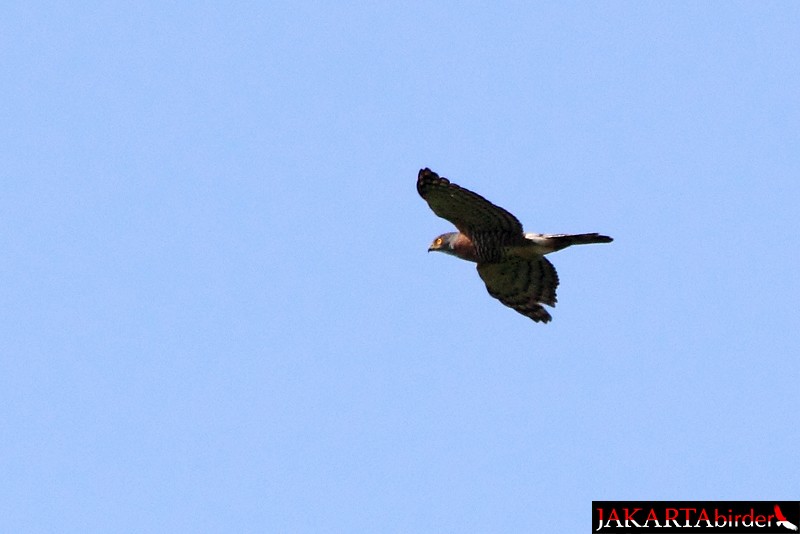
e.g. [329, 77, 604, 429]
[435, 237, 443, 246]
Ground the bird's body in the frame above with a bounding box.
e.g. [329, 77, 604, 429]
[418, 168, 612, 323]
[434, 231, 612, 263]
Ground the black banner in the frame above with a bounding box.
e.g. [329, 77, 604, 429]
[593, 501, 800, 533]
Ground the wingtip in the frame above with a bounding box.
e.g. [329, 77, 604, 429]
[417, 168, 451, 196]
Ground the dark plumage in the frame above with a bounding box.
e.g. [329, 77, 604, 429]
[418, 168, 612, 323]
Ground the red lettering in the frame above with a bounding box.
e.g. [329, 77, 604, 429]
[742, 509, 755, 527]
[646, 509, 659, 522]
[665, 508, 680, 525]
[624, 508, 641, 521]
[608, 509, 619, 522]
[714, 509, 727, 527]
[697, 508, 710, 524]
[755, 514, 766, 527]
[624, 508, 642, 527]
[679, 508, 696, 526]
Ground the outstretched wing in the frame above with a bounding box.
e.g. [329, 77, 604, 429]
[417, 168, 523, 237]
[477, 256, 559, 323]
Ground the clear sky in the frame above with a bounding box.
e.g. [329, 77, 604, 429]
[2, 2, 799, 532]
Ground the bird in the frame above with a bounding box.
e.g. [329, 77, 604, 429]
[417, 167, 612, 323]
[775, 505, 798, 531]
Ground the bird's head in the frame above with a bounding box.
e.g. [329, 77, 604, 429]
[427, 232, 479, 262]
[428, 232, 460, 256]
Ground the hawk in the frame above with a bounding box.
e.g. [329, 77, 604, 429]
[418, 168, 612, 323]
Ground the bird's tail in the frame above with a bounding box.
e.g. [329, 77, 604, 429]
[560, 233, 613, 245]
[540, 233, 613, 252]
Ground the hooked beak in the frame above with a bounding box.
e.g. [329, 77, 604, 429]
[428, 239, 444, 253]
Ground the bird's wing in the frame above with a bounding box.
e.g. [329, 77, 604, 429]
[775, 506, 798, 531]
[417, 168, 523, 238]
[477, 256, 559, 323]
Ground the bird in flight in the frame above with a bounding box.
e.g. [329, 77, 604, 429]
[417, 168, 612, 323]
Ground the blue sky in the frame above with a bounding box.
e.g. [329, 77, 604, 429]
[2, 2, 799, 532]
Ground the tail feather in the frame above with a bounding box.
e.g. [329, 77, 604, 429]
[524, 232, 613, 253]
[557, 233, 613, 246]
